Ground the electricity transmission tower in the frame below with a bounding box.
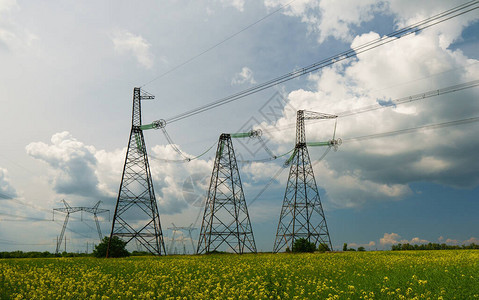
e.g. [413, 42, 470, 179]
[197, 130, 260, 254]
[108, 87, 167, 256]
[167, 223, 196, 254]
[273, 110, 340, 253]
[53, 199, 109, 254]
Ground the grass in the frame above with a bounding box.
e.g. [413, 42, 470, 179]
[1, 250, 478, 299]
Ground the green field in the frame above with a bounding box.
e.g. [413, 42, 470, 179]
[1, 250, 478, 299]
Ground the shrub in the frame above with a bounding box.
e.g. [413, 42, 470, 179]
[292, 238, 316, 253]
[317, 243, 330, 252]
[93, 236, 129, 258]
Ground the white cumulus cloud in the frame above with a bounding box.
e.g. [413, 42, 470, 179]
[380, 232, 400, 245]
[250, 16, 479, 208]
[221, 0, 246, 12]
[380, 233, 429, 246]
[0, 167, 17, 199]
[264, 0, 479, 45]
[0, 0, 38, 52]
[149, 144, 214, 215]
[265, 0, 385, 43]
[232, 67, 257, 85]
[26, 132, 219, 216]
[26, 132, 108, 199]
[112, 30, 154, 69]
[463, 237, 479, 245]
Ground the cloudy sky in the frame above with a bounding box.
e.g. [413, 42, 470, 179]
[1, 0, 478, 253]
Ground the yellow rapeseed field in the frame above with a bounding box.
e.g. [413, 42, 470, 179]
[1, 250, 478, 299]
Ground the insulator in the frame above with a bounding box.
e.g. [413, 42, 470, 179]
[152, 119, 167, 129]
[250, 129, 262, 138]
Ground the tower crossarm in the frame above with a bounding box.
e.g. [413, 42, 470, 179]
[53, 207, 82, 214]
[139, 90, 155, 100]
[296, 110, 338, 144]
[53, 207, 109, 215]
[168, 226, 197, 231]
[302, 110, 338, 120]
[83, 208, 110, 214]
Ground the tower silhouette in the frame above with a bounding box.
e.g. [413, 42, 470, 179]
[167, 223, 197, 254]
[197, 132, 258, 254]
[108, 87, 166, 256]
[273, 110, 336, 253]
[53, 200, 109, 254]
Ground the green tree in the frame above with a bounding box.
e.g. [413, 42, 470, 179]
[343, 243, 348, 251]
[93, 236, 130, 258]
[317, 243, 330, 253]
[357, 246, 366, 251]
[292, 238, 316, 253]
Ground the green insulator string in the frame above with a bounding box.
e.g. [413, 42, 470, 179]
[306, 141, 331, 147]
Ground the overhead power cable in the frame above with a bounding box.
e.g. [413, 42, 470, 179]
[338, 79, 479, 118]
[247, 115, 479, 207]
[160, 127, 191, 160]
[237, 147, 294, 164]
[149, 134, 218, 163]
[260, 79, 479, 135]
[0, 238, 55, 246]
[247, 142, 335, 206]
[149, 79, 478, 164]
[141, 0, 299, 87]
[0, 211, 51, 222]
[163, 1, 479, 124]
[343, 116, 479, 142]
[305, 61, 479, 113]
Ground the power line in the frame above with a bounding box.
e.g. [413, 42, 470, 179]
[162, 1, 479, 124]
[306, 61, 479, 112]
[141, 0, 298, 87]
[338, 80, 479, 118]
[0, 211, 51, 222]
[0, 238, 55, 246]
[149, 140, 217, 163]
[260, 79, 479, 135]
[343, 116, 479, 142]
[149, 79, 479, 164]
[247, 115, 479, 208]
[7, 197, 53, 214]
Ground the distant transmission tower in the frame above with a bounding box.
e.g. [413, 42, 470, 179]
[168, 223, 197, 254]
[53, 200, 109, 254]
[197, 130, 260, 254]
[108, 87, 166, 256]
[273, 110, 339, 253]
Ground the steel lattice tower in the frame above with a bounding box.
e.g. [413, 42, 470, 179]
[197, 133, 257, 254]
[273, 110, 335, 253]
[107, 87, 166, 256]
[53, 200, 109, 254]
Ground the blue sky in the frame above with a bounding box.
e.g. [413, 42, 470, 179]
[0, 0, 478, 252]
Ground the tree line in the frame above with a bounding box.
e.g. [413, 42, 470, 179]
[391, 242, 479, 251]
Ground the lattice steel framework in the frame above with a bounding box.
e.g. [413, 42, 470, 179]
[53, 200, 109, 254]
[273, 110, 335, 253]
[107, 87, 166, 256]
[168, 223, 197, 255]
[197, 133, 256, 254]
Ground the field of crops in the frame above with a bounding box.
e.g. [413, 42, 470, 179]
[1, 250, 478, 299]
